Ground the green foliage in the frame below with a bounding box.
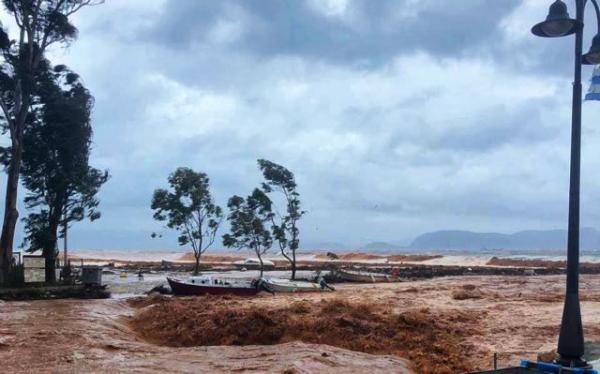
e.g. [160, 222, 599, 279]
[20, 64, 109, 256]
[151, 168, 222, 274]
[0, 1, 104, 106]
[223, 188, 274, 276]
[2, 1, 102, 47]
[257, 159, 305, 278]
[258, 159, 297, 192]
[0, 0, 104, 283]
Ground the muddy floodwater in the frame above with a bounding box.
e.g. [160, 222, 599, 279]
[2, 274, 600, 373]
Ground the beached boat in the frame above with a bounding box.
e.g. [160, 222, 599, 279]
[336, 269, 392, 283]
[259, 277, 334, 293]
[167, 276, 260, 296]
[233, 258, 275, 269]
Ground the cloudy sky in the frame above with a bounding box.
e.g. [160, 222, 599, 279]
[2, 0, 600, 250]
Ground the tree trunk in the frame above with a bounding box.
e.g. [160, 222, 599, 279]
[291, 250, 297, 280]
[193, 252, 200, 275]
[0, 74, 31, 285]
[280, 250, 293, 280]
[63, 218, 68, 267]
[44, 254, 56, 284]
[0, 138, 23, 284]
[44, 215, 61, 284]
[257, 251, 264, 278]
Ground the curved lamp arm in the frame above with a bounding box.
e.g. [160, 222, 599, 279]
[591, 0, 600, 32]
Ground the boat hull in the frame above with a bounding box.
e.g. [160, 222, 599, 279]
[167, 277, 259, 296]
[262, 280, 327, 293]
[337, 270, 391, 283]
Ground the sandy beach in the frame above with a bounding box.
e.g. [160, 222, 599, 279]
[63, 249, 507, 268]
[64, 249, 600, 269]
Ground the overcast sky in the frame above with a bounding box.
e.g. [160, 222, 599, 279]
[2, 0, 600, 250]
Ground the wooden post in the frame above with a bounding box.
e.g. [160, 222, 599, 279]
[63, 214, 68, 268]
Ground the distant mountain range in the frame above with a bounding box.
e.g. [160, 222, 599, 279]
[409, 228, 600, 251]
[361, 241, 406, 251]
[306, 241, 350, 250]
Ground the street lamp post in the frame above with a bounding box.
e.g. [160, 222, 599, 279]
[532, 0, 600, 368]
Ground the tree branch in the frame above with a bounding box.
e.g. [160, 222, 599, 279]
[66, 0, 105, 16]
[0, 97, 14, 133]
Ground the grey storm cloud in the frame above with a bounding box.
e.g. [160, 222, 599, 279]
[488, 2, 600, 78]
[428, 100, 561, 152]
[2, 0, 600, 250]
[148, 0, 521, 63]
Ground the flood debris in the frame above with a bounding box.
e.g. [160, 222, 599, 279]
[452, 284, 483, 300]
[129, 296, 482, 373]
[146, 284, 171, 295]
[487, 256, 600, 271]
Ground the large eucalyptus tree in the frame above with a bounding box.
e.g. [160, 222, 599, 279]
[152, 168, 223, 275]
[223, 189, 274, 277]
[19, 64, 108, 283]
[0, 0, 103, 284]
[258, 159, 305, 280]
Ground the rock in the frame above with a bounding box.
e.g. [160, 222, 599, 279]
[326, 252, 339, 260]
[146, 284, 171, 295]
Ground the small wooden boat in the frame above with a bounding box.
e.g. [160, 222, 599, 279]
[259, 277, 334, 293]
[167, 276, 260, 296]
[336, 269, 392, 283]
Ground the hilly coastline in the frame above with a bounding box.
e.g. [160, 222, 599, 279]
[409, 228, 600, 251]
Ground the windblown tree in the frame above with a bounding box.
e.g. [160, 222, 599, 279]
[223, 189, 273, 277]
[258, 159, 305, 280]
[151, 168, 223, 275]
[0, 0, 103, 284]
[19, 63, 108, 283]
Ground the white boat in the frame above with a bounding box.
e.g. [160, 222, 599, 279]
[259, 277, 334, 293]
[233, 258, 275, 269]
[336, 269, 392, 283]
[167, 275, 261, 296]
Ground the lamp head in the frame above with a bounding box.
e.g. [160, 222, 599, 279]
[583, 34, 600, 65]
[531, 0, 581, 38]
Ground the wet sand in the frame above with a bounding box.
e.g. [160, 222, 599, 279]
[2, 274, 600, 373]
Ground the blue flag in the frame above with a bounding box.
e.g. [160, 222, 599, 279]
[586, 66, 600, 101]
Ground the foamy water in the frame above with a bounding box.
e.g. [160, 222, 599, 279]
[61, 249, 600, 269]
